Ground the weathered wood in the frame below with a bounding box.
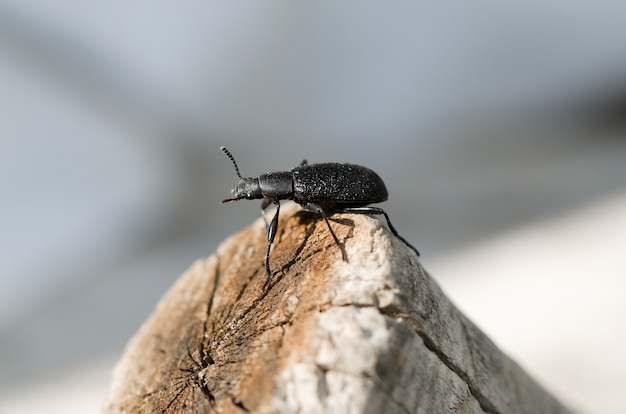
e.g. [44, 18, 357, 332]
[105, 203, 575, 413]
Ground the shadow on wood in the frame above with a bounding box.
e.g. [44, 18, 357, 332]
[105, 203, 575, 414]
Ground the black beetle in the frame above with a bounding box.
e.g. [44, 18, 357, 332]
[220, 146, 419, 291]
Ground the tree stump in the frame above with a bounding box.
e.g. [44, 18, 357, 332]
[105, 203, 575, 413]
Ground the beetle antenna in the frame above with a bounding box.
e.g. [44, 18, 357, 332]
[220, 146, 243, 180]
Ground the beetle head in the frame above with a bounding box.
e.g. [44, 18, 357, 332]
[223, 177, 263, 202]
[221, 146, 262, 202]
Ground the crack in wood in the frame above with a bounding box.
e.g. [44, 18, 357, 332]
[386, 311, 499, 414]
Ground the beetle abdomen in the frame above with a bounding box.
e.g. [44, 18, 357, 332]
[292, 163, 388, 206]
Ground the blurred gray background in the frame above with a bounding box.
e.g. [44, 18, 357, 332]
[1, 2, 625, 413]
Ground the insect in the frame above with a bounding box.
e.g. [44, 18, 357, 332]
[220, 146, 419, 291]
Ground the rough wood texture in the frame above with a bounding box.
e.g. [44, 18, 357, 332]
[105, 203, 574, 414]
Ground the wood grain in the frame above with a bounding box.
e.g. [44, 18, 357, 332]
[105, 203, 574, 414]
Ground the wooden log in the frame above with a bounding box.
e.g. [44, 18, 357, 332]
[105, 203, 575, 413]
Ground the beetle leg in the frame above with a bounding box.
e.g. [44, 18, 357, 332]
[340, 206, 420, 257]
[301, 203, 347, 261]
[262, 200, 280, 292]
[260, 198, 272, 230]
[291, 160, 308, 170]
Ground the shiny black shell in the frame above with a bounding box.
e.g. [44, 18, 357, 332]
[292, 163, 388, 207]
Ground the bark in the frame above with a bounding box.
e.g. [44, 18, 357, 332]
[105, 203, 575, 414]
